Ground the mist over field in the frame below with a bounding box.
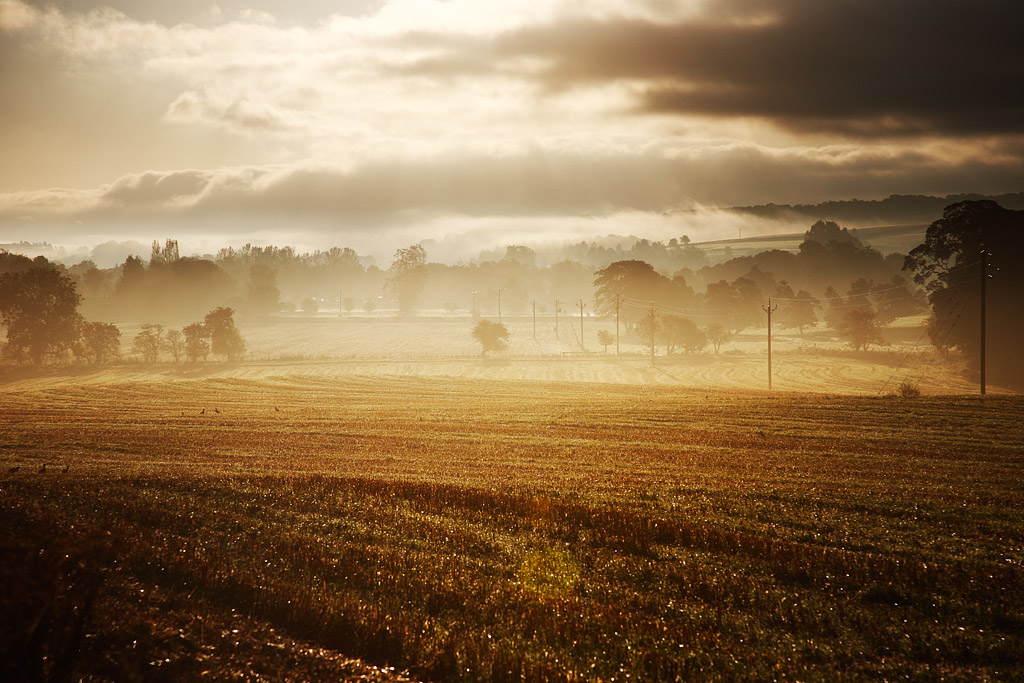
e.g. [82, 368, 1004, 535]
[3, 0, 1024, 680]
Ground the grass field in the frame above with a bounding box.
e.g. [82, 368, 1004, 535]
[4, 315, 997, 396]
[1, 372, 1022, 681]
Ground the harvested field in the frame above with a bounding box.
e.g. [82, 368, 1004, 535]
[2, 374, 1022, 680]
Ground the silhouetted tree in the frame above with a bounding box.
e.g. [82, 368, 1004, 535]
[705, 323, 731, 354]
[822, 286, 846, 330]
[593, 260, 691, 326]
[204, 307, 246, 361]
[704, 276, 762, 333]
[132, 324, 163, 363]
[149, 239, 179, 266]
[247, 264, 280, 317]
[80, 321, 121, 364]
[871, 275, 925, 324]
[662, 315, 706, 354]
[504, 245, 537, 266]
[905, 200, 1024, 388]
[837, 308, 885, 351]
[635, 314, 661, 357]
[386, 245, 428, 314]
[788, 290, 820, 334]
[164, 329, 184, 362]
[597, 329, 614, 353]
[802, 220, 863, 248]
[472, 320, 509, 357]
[0, 262, 83, 364]
[183, 322, 209, 362]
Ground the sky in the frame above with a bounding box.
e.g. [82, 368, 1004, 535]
[1, 0, 1022, 262]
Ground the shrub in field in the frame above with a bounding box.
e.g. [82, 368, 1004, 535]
[897, 381, 922, 398]
[472, 320, 509, 357]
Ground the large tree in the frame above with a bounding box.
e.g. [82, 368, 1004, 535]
[904, 200, 1024, 389]
[837, 308, 885, 351]
[132, 324, 163, 363]
[386, 245, 428, 315]
[183, 322, 210, 362]
[593, 260, 691, 326]
[0, 263, 83, 364]
[204, 307, 246, 361]
[81, 322, 121, 364]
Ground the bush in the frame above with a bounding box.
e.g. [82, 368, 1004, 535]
[897, 381, 921, 398]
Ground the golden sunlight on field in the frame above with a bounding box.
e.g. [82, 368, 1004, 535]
[1, 374, 1022, 680]
[0, 317, 987, 396]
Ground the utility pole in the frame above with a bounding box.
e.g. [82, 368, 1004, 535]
[497, 289, 502, 325]
[577, 299, 585, 349]
[532, 298, 536, 341]
[980, 250, 987, 396]
[649, 301, 657, 367]
[762, 297, 778, 391]
[615, 294, 621, 356]
[555, 300, 562, 341]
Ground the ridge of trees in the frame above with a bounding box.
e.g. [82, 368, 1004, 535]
[7, 201, 1019, 389]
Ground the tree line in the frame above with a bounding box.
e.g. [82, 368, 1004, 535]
[2, 201, 1020, 388]
[0, 252, 245, 365]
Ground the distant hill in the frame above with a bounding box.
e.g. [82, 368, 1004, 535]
[725, 192, 1024, 226]
[692, 223, 929, 259]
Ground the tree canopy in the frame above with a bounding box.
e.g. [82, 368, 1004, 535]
[593, 260, 692, 325]
[0, 264, 83, 364]
[904, 200, 1024, 388]
[204, 307, 246, 361]
[472, 320, 509, 357]
[387, 245, 428, 314]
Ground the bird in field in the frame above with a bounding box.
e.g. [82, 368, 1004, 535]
[39, 463, 47, 474]
[61, 464, 70, 473]
[200, 409, 205, 415]
[275, 406, 280, 412]
[214, 407, 220, 414]
[7, 466, 18, 474]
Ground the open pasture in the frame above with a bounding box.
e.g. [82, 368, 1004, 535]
[1, 375, 1022, 680]
[8, 314, 990, 396]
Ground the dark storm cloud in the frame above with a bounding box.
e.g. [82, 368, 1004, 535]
[394, 0, 1024, 137]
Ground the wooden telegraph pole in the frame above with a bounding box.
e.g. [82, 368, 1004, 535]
[577, 299, 585, 350]
[615, 294, 621, 356]
[555, 300, 562, 342]
[649, 301, 656, 367]
[980, 251, 987, 396]
[763, 297, 778, 390]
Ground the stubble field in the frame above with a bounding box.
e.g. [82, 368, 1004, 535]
[1, 369, 1022, 681]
